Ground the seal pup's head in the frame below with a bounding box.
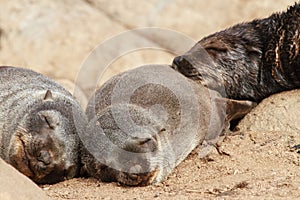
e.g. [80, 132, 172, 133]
[81, 103, 169, 186]
[8, 90, 80, 184]
[172, 23, 263, 101]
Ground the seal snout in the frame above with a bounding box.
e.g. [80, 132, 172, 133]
[112, 136, 160, 186]
[172, 55, 189, 70]
[124, 135, 158, 153]
[28, 131, 78, 183]
[37, 149, 51, 165]
[171, 55, 182, 70]
[172, 55, 201, 79]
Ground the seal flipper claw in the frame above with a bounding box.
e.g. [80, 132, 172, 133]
[291, 144, 300, 154]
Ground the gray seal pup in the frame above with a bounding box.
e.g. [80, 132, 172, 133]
[172, 3, 300, 102]
[80, 64, 255, 186]
[0, 66, 87, 184]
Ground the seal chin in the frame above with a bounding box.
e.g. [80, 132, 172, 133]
[29, 158, 78, 184]
[117, 169, 159, 186]
[29, 150, 78, 184]
[34, 163, 78, 184]
[90, 163, 159, 186]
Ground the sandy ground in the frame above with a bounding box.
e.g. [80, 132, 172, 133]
[44, 130, 300, 199]
[0, 0, 299, 199]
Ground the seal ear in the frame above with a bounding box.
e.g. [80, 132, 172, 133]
[43, 90, 53, 101]
[198, 97, 256, 158]
[215, 97, 257, 121]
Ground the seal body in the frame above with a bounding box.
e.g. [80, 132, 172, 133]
[172, 3, 300, 102]
[81, 65, 254, 186]
[0, 66, 87, 184]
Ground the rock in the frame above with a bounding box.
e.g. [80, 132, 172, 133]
[0, 158, 51, 200]
[237, 89, 300, 132]
[0, 0, 125, 80]
[87, 0, 295, 39]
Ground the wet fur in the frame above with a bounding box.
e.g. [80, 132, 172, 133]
[173, 3, 300, 102]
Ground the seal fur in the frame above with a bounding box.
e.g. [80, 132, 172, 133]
[80, 65, 254, 186]
[172, 3, 300, 102]
[0, 66, 87, 184]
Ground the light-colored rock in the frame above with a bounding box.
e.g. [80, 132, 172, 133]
[0, 158, 51, 200]
[0, 0, 125, 81]
[87, 0, 296, 39]
[237, 89, 300, 132]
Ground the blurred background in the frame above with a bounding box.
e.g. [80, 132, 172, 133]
[0, 0, 296, 96]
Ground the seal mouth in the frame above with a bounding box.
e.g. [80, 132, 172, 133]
[172, 56, 201, 76]
[172, 56, 202, 79]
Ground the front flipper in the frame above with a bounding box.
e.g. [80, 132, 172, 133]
[219, 98, 257, 121]
[198, 97, 256, 158]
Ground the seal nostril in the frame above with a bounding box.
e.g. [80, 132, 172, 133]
[172, 56, 184, 67]
[37, 150, 51, 165]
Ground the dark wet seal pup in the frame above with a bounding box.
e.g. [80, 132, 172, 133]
[80, 64, 255, 186]
[0, 66, 87, 184]
[172, 3, 300, 102]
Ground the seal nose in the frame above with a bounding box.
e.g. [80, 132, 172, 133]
[172, 55, 201, 78]
[172, 56, 184, 70]
[172, 56, 194, 70]
[37, 150, 51, 165]
[173, 55, 184, 66]
[124, 136, 157, 153]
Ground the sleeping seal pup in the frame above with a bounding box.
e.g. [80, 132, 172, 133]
[80, 64, 255, 186]
[172, 3, 300, 102]
[0, 66, 87, 184]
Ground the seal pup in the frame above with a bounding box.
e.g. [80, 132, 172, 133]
[172, 3, 300, 102]
[0, 66, 87, 184]
[80, 64, 255, 186]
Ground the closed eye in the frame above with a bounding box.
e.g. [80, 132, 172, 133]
[138, 138, 152, 145]
[160, 128, 166, 132]
[43, 115, 54, 129]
